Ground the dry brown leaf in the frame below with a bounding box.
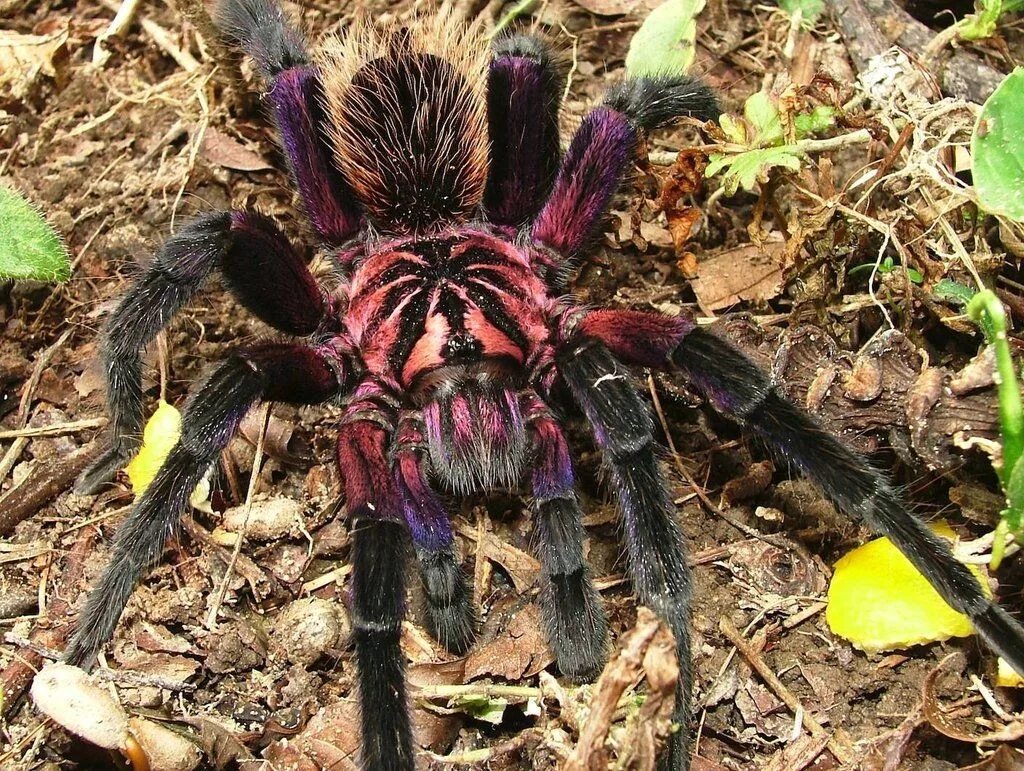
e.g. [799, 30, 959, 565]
[483, 534, 541, 593]
[922, 654, 1024, 744]
[690, 240, 785, 311]
[0, 27, 68, 101]
[200, 127, 272, 172]
[262, 701, 360, 770]
[463, 603, 552, 681]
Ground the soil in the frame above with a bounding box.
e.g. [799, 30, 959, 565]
[2, 0, 1024, 769]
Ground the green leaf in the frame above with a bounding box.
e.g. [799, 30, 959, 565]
[959, 0, 1003, 40]
[777, 0, 824, 23]
[743, 91, 783, 145]
[625, 0, 706, 77]
[972, 68, 1024, 221]
[1004, 453, 1024, 533]
[0, 185, 70, 282]
[793, 106, 836, 138]
[706, 146, 803, 195]
[933, 278, 976, 305]
[452, 694, 508, 725]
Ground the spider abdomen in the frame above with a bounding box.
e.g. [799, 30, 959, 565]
[346, 229, 549, 389]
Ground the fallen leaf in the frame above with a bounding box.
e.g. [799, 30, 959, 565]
[690, 240, 785, 311]
[464, 603, 552, 681]
[129, 717, 203, 771]
[31, 662, 130, 750]
[483, 535, 541, 593]
[200, 127, 272, 172]
[0, 27, 68, 101]
[826, 522, 988, 653]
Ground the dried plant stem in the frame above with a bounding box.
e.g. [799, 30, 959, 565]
[205, 403, 271, 629]
[720, 618, 857, 765]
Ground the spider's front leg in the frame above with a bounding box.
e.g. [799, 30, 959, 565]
[78, 211, 334, 493]
[216, 0, 362, 245]
[526, 395, 609, 680]
[577, 308, 1024, 677]
[337, 384, 415, 771]
[65, 342, 352, 668]
[531, 76, 719, 267]
[395, 413, 475, 655]
[485, 34, 565, 226]
[557, 341, 695, 771]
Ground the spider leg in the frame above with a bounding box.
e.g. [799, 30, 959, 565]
[338, 383, 415, 771]
[557, 341, 694, 770]
[484, 34, 565, 227]
[65, 342, 351, 668]
[525, 394, 609, 681]
[395, 413, 475, 654]
[77, 211, 333, 493]
[531, 76, 718, 268]
[215, 0, 361, 245]
[574, 307, 1024, 677]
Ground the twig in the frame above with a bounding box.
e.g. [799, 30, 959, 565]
[99, 0, 200, 72]
[0, 443, 99, 537]
[93, 0, 143, 66]
[720, 618, 857, 765]
[205, 403, 271, 629]
[0, 417, 107, 441]
[418, 683, 543, 701]
[0, 527, 97, 718]
[0, 330, 72, 483]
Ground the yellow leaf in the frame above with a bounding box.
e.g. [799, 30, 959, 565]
[826, 522, 990, 653]
[998, 658, 1024, 688]
[124, 400, 211, 509]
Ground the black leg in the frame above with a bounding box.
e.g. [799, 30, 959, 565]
[395, 415, 475, 654]
[558, 342, 693, 771]
[528, 400, 608, 681]
[337, 387, 415, 771]
[77, 211, 330, 494]
[65, 343, 350, 668]
[672, 327, 1024, 675]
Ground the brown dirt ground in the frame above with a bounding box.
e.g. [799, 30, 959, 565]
[3, 0, 1024, 769]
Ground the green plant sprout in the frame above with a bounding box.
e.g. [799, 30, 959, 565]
[958, 0, 1024, 41]
[704, 90, 866, 196]
[848, 255, 924, 284]
[966, 289, 1024, 569]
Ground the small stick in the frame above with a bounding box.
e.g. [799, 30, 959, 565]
[205, 403, 271, 629]
[0, 417, 107, 441]
[720, 618, 857, 765]
[0, 443, 99, 538]
[93, 0, 143, 66]
[0, 330, 73, 482]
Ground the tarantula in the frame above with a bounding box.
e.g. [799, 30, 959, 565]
[64, 1, 1024, 769]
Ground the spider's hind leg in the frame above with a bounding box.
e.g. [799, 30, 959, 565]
[484, 34, 565, 226]
[395, 414, 476, 655]
[216, 0, 361, 246]
[78, 211, 330, 493]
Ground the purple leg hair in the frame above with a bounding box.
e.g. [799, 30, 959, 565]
[485, 46, 562, 225]
[531, 107, 636, 260]
[395, 414, 475, 653]
[269, 68, 362, 246]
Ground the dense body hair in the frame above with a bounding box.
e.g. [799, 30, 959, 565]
[318, 12, 490, 234]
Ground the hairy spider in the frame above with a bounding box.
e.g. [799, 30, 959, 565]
[64, 2, 1024, 769]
